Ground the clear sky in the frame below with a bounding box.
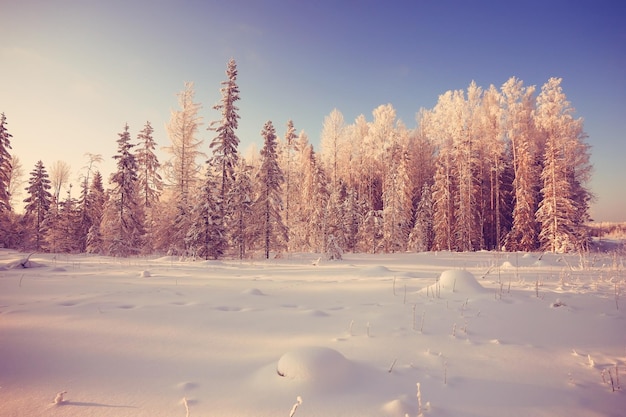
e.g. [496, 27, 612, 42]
[2, 0, 625, 221]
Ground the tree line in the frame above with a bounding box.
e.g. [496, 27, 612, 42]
[0, 60, 593, 257]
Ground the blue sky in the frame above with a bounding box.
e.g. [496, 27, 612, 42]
[2, 0, 625, 221]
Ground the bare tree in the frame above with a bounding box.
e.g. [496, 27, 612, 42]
[8, 155, 25, 210]
[50, 160, 71, 205]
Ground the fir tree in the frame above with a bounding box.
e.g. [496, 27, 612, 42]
[86, 171, 106, 254]
[408, 183, 434, 252]
[0, 112, 13, 213]
[46, 186, 80, 253]
[102, 124, 145, 256]
[209, 58, 241, 226]
[135, 121, 162, 253]
[231, 159, 254, 259]
[186, 164, 226, 260]
[23, 160, 53, 251]
[534, 78, 592, 253]
[255, 121, 286, 259]
[382, 143, 413, 253]
[281, 119, 298, 252]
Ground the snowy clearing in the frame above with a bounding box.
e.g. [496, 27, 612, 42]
[0, 249, 624, 417]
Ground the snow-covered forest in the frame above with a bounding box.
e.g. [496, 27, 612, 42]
[0, 60, 596, 257]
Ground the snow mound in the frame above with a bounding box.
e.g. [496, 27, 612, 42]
[421, 269, 487, 296]
[381, 396, 416, 417]
[361, 266, 393, 277]
[276, 346, 351, 382]
[242, 288, 265, 296]
[500, 261, 516, 269]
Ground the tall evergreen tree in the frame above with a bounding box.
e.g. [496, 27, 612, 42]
[102, 124, 144, 256]
[86, 171, 106, 254]
[46, 186, 80, 253]
[209, 58, 241, 226]
[186, 164, 226, 259]
[23, 160, 53, 251]
[135, 121, 162, 253]
[231, 159, 254, 259]
[255, 121, 286, 259]
[382, 143, 412, 253]
[534, 78, 591, 253]
[408, 183, 434, 252]
[0, 112, 13, 213]
[281, 119, 298, 252]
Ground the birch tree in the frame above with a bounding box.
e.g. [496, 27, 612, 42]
[502, 77, 541, 251]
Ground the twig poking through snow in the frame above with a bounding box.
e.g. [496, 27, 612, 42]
[54, 391, 67, 405]
[388, 358, 397, 373]
[289, 396, 302, 417]
[416, 383, 423, 417]
[182, 397, 190, 417]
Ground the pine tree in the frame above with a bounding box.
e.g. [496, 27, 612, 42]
[45, 186, 80, 253]
[23, 160, 53, 251]
[382, 143, 412, 253]
[135, 121, 162, 253]
[534, 78, 592, 253]
[102, 124, 145, 256]
[408, 183, 434, 252]
[186, 164, 226, 259]
[86, 171, 106, 254]
[209, 58, 241, 233]
[0, 113, 13, 213]
[255, 121, 286, 258]
[280, 119, 298, 252]
[231, 159, 254, 259]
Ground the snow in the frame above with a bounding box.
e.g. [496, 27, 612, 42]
[0, 249, 624, 417]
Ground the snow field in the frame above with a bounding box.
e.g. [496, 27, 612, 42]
[0, 249, 624, 416]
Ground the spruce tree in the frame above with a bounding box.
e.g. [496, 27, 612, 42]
[186, 164, 226, 260]
[231, 159, 254, 259]
[255, 121, 286, 259]
[135, 121, 163, 253]
[0, 113, 13, 213]
[102, 124, 145, 256]
[86, 171, 106, 254]
[23, 160, 53, 251]
[209, 58, 241, 223]
[534, 78, 592, 253]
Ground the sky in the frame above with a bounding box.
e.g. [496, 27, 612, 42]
[1, 0, 625, 221]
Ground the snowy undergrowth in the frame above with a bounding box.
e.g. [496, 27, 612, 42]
[0, 249, 624, 417]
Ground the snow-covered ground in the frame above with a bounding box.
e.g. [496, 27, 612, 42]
[0, 249, 624, 417]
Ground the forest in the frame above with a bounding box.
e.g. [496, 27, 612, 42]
[0, 59, 594, 258]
